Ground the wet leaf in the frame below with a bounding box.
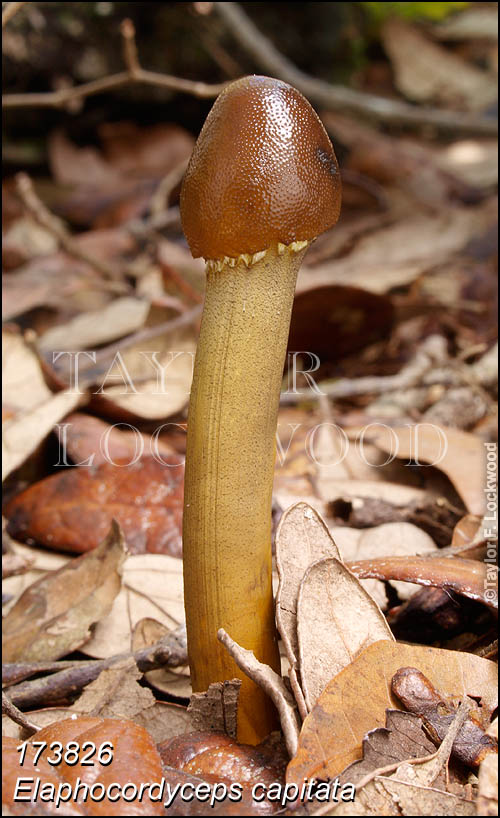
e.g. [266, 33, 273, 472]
[53, 412, 177, 467]
[5, 455, 184, 556]
[348, 554, 497, 609]
[2, 716, 165, 815]
[2, 521, 125, 662]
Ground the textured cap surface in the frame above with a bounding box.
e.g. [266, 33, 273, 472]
[180, 75, 341, 260]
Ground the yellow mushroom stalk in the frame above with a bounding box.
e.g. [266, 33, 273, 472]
[180, 75, 341, 743]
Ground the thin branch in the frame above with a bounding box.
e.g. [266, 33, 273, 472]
[218, 628, 301, 758]
[2, 1, 26, 28]
[3, 16, 227, 109]
[4, 626, 187, 711]
[214, 2, 497, 136]
[14, 172, 128, 292]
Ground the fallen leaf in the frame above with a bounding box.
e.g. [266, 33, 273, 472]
[341, 709, 437, 786]
[53, 412, 177, 467]
[330, 777, 475, 816]
[92, 326, 196, 421]
[477, 718, 498, 816]
[276, 502, 341, 672]
[288, 285, 394, 362]
[354, 522, 438, 600]
[38, 296, 150, 354]
[82, 553, 185, 658]
[297, 558, 393, 710]
[4, 455, 184, 556]
[188, 680, 241, 739]
[348, 555, 497, 609]
[2, 521, 125, 662]
[367, 424, 486, 515]
[287, 640, 497, 786]
[299, 202, 495, 295]
[75, 656, 156, 720]
[382, 18, 497, 110]
[2, 716, 165, 815]
[2, 327, 87, 480]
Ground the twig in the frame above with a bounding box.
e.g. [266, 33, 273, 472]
[217, 628, 301, 758]
[149, 158, 190, 217]
[2, 1, 26, 28]
[4, 626, 187, 711]
[58, 303, 204, 382]
[2, 692, 38, 736]
[14, 173, 128, 293]
[281, 335, 446, 404]
[214, 2, 497, 136]
[3, 17, 227, 109]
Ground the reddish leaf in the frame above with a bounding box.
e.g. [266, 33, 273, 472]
[2, 716, 165, 816]
[5, 456, 183, 556]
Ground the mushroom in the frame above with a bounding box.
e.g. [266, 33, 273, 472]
[180, 75, 341, 743]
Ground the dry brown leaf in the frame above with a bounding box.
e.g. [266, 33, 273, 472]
[287, 640, 497, 786]
[382, 18, 497, 111]
[2, 521, 126, 662]
[299, 202, 495, 295]
[2, 327, 86, 480]
[297, 558, 394, 711]
[477, 718, 498, 816]
[82, 553, 185, 655]
[94, 326, 195, 420]
[276, 502, 341, 671]
[341, 709, 437, 786]
[38, 296, 150, 354]
[188, 680, 241, 739]
[367, 424, 486, 515]
[74, 656, 155, 720]
[329, 777, 475, 816]
[355, 523, 438, 601]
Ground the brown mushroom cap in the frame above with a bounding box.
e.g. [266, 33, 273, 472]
[180, 75, 341, 261]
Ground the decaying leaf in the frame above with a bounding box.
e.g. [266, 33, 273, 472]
[287, 640, 497, 786]
[188, 679, 241, 739]
[2, 521, 126, 662]
[297, 557, 393, 711]
[340, 709, 438, 786]
[75, 655, 156, 720]
[5, 455, 184, 556]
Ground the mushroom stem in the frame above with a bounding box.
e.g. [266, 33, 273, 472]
[183, 242, 308, 743]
